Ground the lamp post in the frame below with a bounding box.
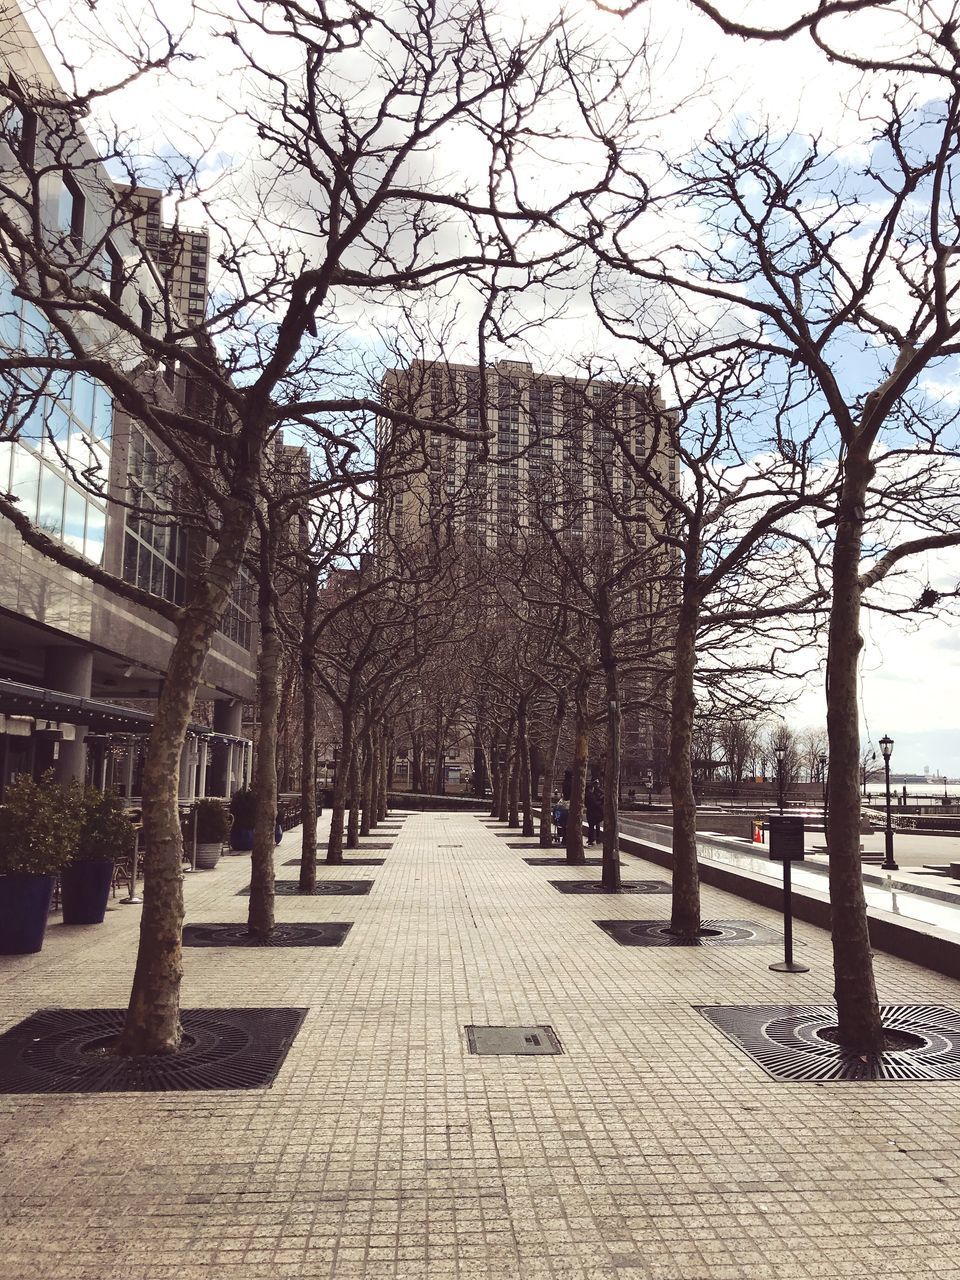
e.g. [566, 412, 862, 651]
[880, 734, 898, 871]
[819, 751, 828, 835]
[775, 743, 786, 813]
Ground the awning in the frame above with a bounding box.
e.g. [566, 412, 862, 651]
[0, 678, 247, 741]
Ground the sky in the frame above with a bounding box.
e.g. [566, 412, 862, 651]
[17, 0, 960, 776]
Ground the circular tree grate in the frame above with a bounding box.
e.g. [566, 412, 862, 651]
[0, 1007, 307, 1093]
[283, 857, 384, 867]
[550, 880, 671, 895]
[183, 922, 352, 948]
[595, 919, 785, 946]
[238, 880, 374, 896]
[699, 1004, 960, 1081]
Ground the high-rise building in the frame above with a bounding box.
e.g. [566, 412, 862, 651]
[380, 358, 677, 549]
[113, 184, 210, 330]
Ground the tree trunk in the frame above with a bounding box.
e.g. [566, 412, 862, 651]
[299, 655, 318, 893]
[507, 751, 520, 827]
[497, 722, 514, 821]
[360, 729, 374, 836]
[346, 746, 360, 847]
[601, 662, 622, 893]
[411, 730, 422, 793]
[827, 452, 884, 1052]
[326, 707, 354, 865]
[667, 587, 702, 937]
[377, 727, 389, 819]
[565, 672, 589, 865]
[248, 554, 281, 939]
[518, 694, 535, 836]
[118, 500, 253, 1056]
[540, 692, 565, 848]
[489, 731, 501, 817]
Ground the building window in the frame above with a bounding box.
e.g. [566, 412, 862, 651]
[3, 76, 36, 167]
[123, 428, 186, 603]
[139, 295, 153, 337]
[218, 565, 254, 649]
[59, 172, 86, 250]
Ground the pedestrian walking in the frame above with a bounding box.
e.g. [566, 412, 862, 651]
[585, 780, 603, 844]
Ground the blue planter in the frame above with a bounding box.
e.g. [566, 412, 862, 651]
[230, 824, 254, 851]
[0, 872, 56, 954]
[60, 858, 115, 925]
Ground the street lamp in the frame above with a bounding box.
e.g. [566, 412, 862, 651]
[819, 751, 828, 834]
[879, 734, 898, 871]
[775, 742, 786, 813]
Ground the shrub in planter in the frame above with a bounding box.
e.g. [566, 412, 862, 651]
[229, 787, 257, 851]
[193, 798, 230, 869]
[0, 771, 82, 953]
[61, 788, 135, 926]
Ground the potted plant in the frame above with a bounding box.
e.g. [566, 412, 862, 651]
[61, 788, 135, 925]
[193, 797, 230, 869]
[229, 786, 257, 851]
[0, 771, 82, 954]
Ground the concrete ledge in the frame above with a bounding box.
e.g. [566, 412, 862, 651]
[619, 830, 960, 984]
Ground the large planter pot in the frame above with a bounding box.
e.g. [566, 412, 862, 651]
[0, 872, 56, 954]
[230, 824, 254, 852]
[195, 842, 223, 871]
[60, 858, 115, 925]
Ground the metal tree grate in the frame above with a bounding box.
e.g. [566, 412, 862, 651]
[506, 841, 546, 849]
[550, 880, 670, 895]
[284, 857, 384, 867]
[595, 919, 784, 946]
[0, 1007, 307, 1093]
[523, 857, 609, 867]
[318, 842, 393, 851]
[239, 880, 373, 897]
[183, 923, 352, 948]
[465, 1025, 563, 1056]
[699, 1004, 960, 1081]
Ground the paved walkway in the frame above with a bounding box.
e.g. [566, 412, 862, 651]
[2, 811, 960, 1279]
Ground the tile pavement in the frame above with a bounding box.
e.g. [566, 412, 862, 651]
[1, 810, 960, 1278]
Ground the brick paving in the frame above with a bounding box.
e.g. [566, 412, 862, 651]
[1, 810, 960, 1278]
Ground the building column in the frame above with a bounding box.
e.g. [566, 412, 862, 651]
[43, 647, 93, 783]
[209, 700, 243, 797]
[198, 738, 209, 798]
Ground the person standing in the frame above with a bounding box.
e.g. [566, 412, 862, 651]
[585, 780, 603, 844]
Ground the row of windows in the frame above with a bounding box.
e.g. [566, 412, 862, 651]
[0, 440, 106, 562]
[219, 566, 255, 650]
[122, 429, 186, 605]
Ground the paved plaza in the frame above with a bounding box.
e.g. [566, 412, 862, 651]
[2, 810, 960, 1278]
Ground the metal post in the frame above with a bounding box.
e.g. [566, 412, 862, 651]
[769, 857, 809, 974]
[119, 824, 143, 905]
[882, 751, 898, 871]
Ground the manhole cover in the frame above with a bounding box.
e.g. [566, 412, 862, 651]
[699, 1005, 960, 1081]
[0, 1007, 307, 1093]
[183, 923, 352, 947]
[550, 880, 670, 895]
[283, 857, 384, 867]
[596, 919, 783, 946]
[523, 857, 610, 867]
[465, 1025, 563, 1056]
[238, 880, 374, 896]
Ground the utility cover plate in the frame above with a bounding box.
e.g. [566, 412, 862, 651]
[550, 880, 670, 895]
[465, 1025, 563, 1056]
[699, 1004, 960, 1082]
[239, 880, 374, 896]
[0, 1007, 307, 1093]
[596, 919, 783, 946]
